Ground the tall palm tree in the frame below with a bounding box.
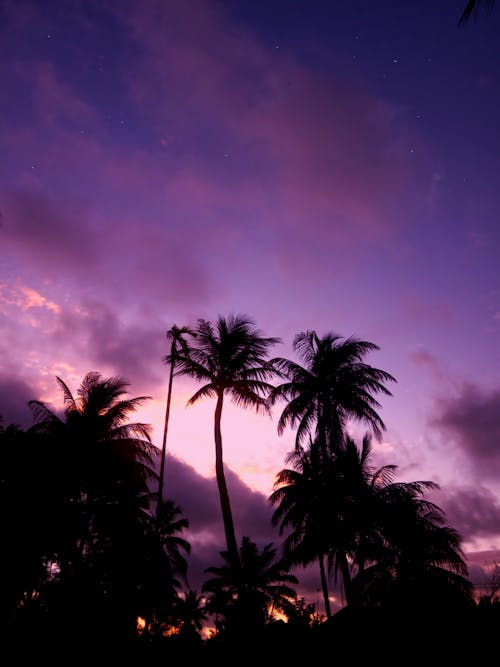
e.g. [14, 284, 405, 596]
[269, 330, 395, 454]
[203, 535, 298, 633]
[157, 324, 196, 522]
[173, 314, 280, 571]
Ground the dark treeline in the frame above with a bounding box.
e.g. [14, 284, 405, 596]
[1, 314, 498, 661]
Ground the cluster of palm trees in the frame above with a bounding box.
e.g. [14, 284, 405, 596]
[0, 313, 475, 647]
[158, 314, 472, 628]
[0, 374, 197, 643]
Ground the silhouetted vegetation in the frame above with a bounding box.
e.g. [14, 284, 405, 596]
[459, 0, 496, 24]
[171, 314, 280, 575]
[0, 317, 496, 658]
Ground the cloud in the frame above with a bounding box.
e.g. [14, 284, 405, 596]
[0, 283, 60, 314]
[1, 185, 211, 310]
[0, 0, 432, 323]
[409, 349, 445, 382]
[1, 186, 97, 274]
[121, 0, 427, 251]
[159, 453, 284, 589]
[26, 59, 100, 129]
[161, 452, 343, 610]
[400, 295, 455, 326]
[435, 485, 500, 544]
[465, 550, 500, 598]
[51, 299, 168, 394]
[0, 375, 37, 428]
[432, 382, 500, 477]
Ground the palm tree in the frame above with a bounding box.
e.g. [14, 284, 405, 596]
[269, 330, 395, 454]
[270, 432, 468, 615]
[270, 441, 340, 619]
[459, 0, 495, 24]
[173, 314, 280, 571]
[138, 500, 191, 636]
[175, 590, 208, 640]
[203, 535, 298, 633]
[28, 372, 157, 637]
[153, 499, 191, 584]
[351, 473, 473, 611]
[157, 324, 196, 522]
[0, 421, 53, 629]
[323, 434, 439, 606]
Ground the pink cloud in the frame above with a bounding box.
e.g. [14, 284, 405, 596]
[400, 294, 456, 325]
[409, 349, 446, 382]
[122, 0, 427, 245]
[1, 0, 432, 311]
[0, 283, 61, 314]
[1, 185, 212, 309]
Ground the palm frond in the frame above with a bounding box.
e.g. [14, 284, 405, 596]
[186, 383, 217, 405]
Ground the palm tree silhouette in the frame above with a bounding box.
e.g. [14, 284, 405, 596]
[270, 441, 339, 618]
[270, 432, 469, 616]
[28, 372, 156, 637]
[157, 324, 196, 522]
[459, 0, 495, 24]
[325, 434, 439, 605]
[203, 535, 298, 633]
[173, 314, 279, 572]
[139, 499, 191, 637]
[269, 331, 395, 455]
[351, 470, 473, 610]
[29, 372, 156, 516]
[176, 589, 208, 640]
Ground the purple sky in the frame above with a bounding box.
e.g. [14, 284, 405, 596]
[1, 0, 500, 607]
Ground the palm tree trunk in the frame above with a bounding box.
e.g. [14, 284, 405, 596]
[319, 554, 332, 620]
[338, 552, 353, 606]
[214, 391, 240, 572]
[156, 344, 175, 523]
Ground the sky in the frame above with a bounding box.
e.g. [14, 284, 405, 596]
[1, 0, 500, 610]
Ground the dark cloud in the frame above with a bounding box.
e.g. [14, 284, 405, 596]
[0, 375, 36, 429]
[434, 485, 500, 543]
[159, 454, 280, 590]
[466, 550, 500, 597]
[161, 452, 345, 610]
[433, 382, 500, 476]
[53, 299, 167, 395]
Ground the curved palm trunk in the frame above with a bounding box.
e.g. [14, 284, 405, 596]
[319, 554, 332, 620]
[214, 391, 240, 572]
[156, 345, 175, 523]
